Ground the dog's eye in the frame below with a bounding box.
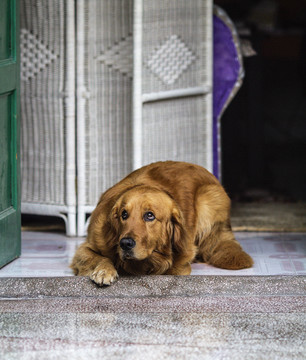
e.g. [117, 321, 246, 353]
[121, 210, 128, 220]
[144, 212, 155, 222]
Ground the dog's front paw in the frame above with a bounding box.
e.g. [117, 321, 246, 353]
[90, 266, 119, 286]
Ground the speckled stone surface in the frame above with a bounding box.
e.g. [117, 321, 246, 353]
[0, 276, 305, 359]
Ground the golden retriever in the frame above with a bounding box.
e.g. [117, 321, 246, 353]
[71, 161, 253, 285]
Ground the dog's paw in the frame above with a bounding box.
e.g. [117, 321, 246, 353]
[90, 267, 119, 286]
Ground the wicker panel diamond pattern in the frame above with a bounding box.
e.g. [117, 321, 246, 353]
[139, 0, 213, 170]
[82, 0, 133, 206]
[142, 0, 211, 94]
[145, 35, 196, 85]
[20, 0, 66, 206]
[20, 0, 77, 235]
[20, 28, 58, 82]
[96, 34, 133, 78]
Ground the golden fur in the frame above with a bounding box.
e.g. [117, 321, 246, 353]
[71, 161, 253, 285]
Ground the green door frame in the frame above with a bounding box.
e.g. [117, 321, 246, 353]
[0, 0, 21, 268]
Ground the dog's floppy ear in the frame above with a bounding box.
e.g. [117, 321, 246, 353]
[111, 204, 119, 219]
[169, 206, 189, 254]
[109, 204, 120, 230]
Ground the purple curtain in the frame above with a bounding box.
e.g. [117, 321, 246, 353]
[213, 14, 242, 178]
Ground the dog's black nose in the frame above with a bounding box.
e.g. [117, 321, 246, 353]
[120, 238, 136, 251]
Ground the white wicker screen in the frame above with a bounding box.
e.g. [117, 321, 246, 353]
[20, 0, 213, 236]
[20, 0, 76, 235]
[133, 0, 213, 170]
[76, 0, 134, 236]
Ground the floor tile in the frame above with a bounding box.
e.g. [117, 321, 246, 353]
[0, 231, 305, 277]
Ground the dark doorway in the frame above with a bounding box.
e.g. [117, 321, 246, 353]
[216, 0, 306, 203]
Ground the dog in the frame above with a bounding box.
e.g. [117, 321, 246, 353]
[71, 161, 253, 285]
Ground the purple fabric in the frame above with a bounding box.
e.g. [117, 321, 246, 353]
[213, 15, 241, 179]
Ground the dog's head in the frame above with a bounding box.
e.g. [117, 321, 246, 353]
[110, 185, 186, 274]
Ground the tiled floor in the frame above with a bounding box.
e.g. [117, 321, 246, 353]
[0, 231, 305, 277]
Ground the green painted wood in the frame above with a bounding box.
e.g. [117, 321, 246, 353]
[0, 1, 10, 61]
[0, 0, 21, 268]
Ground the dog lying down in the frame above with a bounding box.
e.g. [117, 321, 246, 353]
[71, 161, 253, 285]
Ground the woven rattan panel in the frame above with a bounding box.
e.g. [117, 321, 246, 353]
[84, 0, 133, 206]
[142, 96, 209, 165]
[20, 0, 66, 205]
[140, 0, 212, 169]
[142, 0, 210, 94]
